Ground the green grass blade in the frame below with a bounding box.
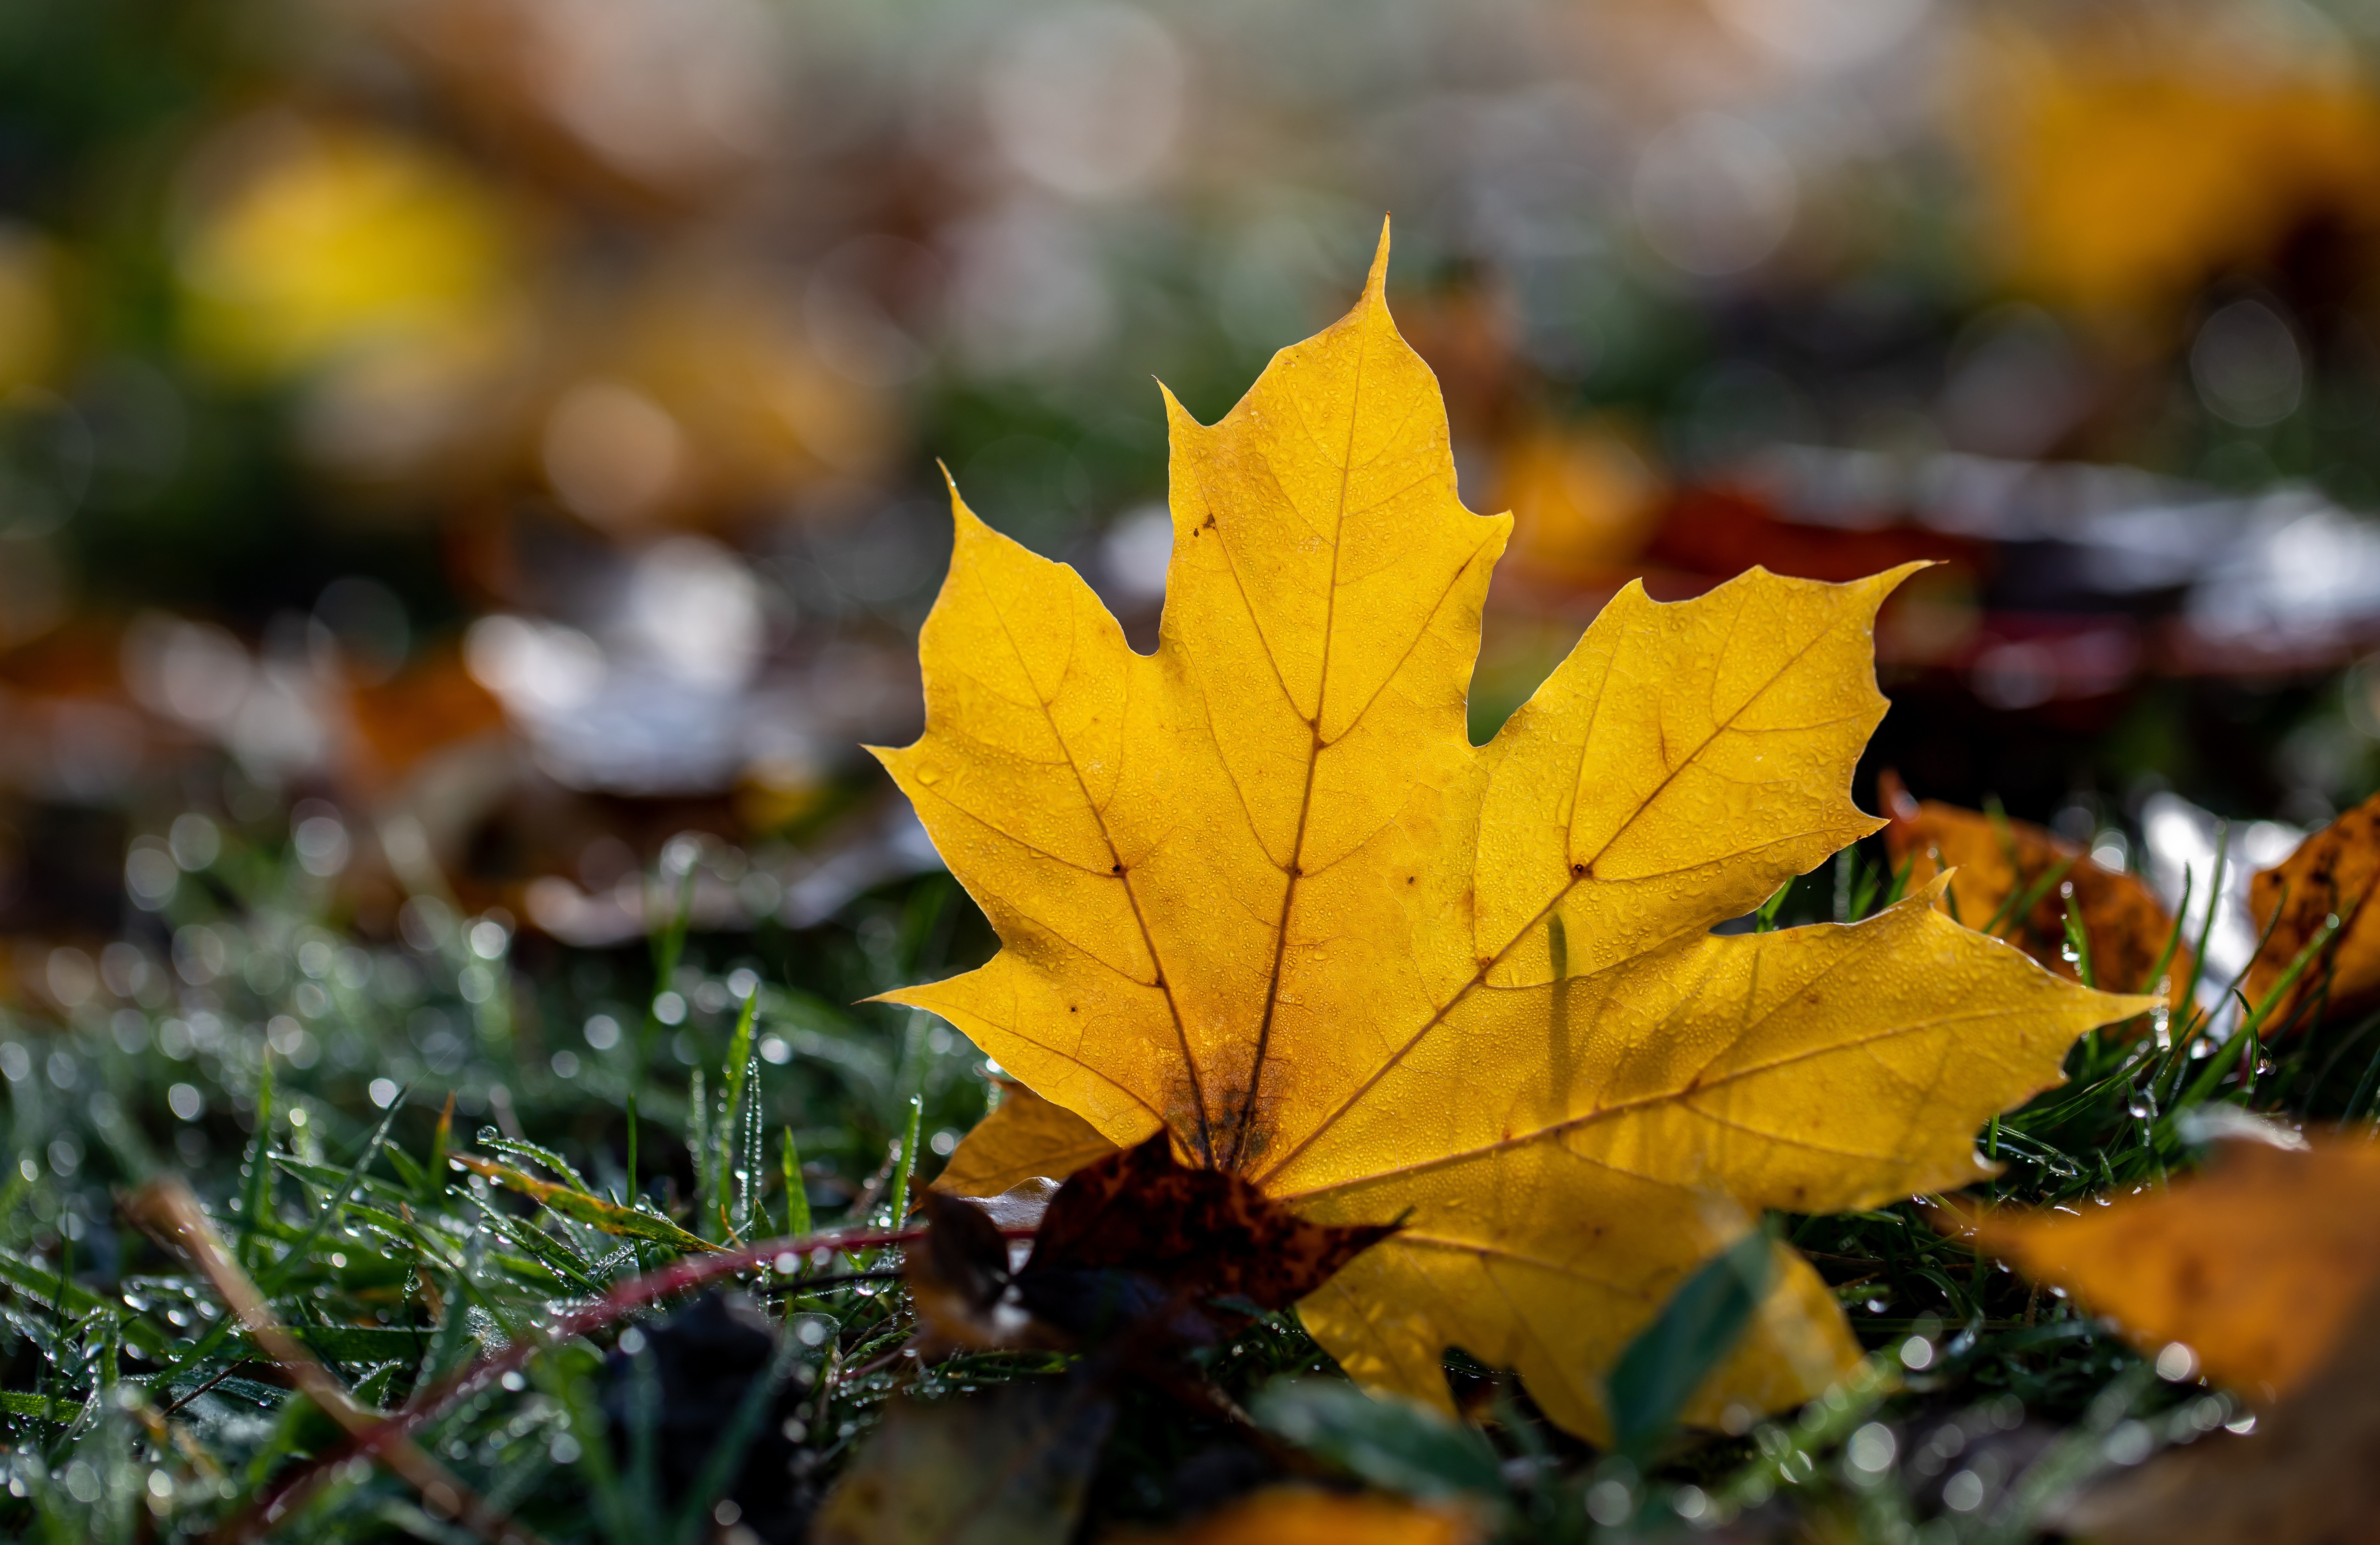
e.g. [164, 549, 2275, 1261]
[2062, 889, 2096, 989]
[2177, 826, 2230, 1018]
[889, 1093, 923, 1225]
[1879, 853, 1916, 911]
[258, 1097, 403, 1294]
[483, 1137, 595, 1196]
[238, 1053, 276, 1266]
[1983, 854, 2076, 941]
[716, 990, 759, 1235]
[2347, 1037, 2380, 1123]
[782, 1128, 810, 1238]
[1606, 1227, 1773, 1459]
[2140, 868, 2193, 1000]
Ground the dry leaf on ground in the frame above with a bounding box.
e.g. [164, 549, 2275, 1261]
[810, 1382, 1114, 1545]
[2245, 788, 2380, 1026]
[2054, 1284, 2380, 1545]
[1949, 1134, 2380, 1397]
[909, 1136, 1395, 1349]
[1018, 1133, 1398, 1334]
[1953, 1133, 2380, 1545]
[1143, 1488, 1480, 1545]
[1879, 770, 2191, 1014]
[883, 222, 2149, 1439]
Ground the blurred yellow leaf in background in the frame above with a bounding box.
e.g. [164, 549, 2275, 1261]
[1965, 20, 2380, 317]
[178, 119, 524, 382]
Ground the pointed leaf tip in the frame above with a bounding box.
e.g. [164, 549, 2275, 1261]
[1364, 214, 1392, 304]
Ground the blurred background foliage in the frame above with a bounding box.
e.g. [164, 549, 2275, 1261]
[7, 0, 2380, 1183]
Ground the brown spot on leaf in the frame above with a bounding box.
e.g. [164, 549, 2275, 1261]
[1023, 1133, 1397, 1316]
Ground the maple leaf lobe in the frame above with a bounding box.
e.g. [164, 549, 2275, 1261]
[892, 219, 2153, 1440]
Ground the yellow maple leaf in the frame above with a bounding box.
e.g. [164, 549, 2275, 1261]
[876, 222, 2151, 1438]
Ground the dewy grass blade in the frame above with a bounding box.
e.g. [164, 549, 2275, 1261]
[888, 1094, 923, 1228]
[482, 1137, 596, 1196]
[257, 1097, 406, 1295]
[237, 1051, 277, 1267]
[739, 1051, 766, 1236]
[1983, 853, 2076, 941]
[687, 1065, 711, 1236]
[2062, 888, 2096, 989]
[715, 990, 759, 1239]
[2174, 915, 2339, 1111]
[2142, 868, 2193, 1000]
[2176, 824, 2230, 1018]
[781, 1127, 810, 1238]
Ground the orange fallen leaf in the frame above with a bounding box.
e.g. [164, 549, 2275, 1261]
[1146, 1488, 1479, 1545]
[342, 644, 506, 793]
[2244, 788, 2380, 1028]
[1880, 770, 2190, 1016]
[1952, 1134, 2380, 1397]
[2055, 1287, 2380, 1545]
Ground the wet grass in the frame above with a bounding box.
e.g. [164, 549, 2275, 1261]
[0, 815, 2336, 1542]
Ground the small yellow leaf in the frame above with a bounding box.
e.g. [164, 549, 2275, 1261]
[883, 220, 2150, 1439]
[933, 1082, 1127, 1199]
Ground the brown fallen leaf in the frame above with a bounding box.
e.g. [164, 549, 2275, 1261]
[1879, 769, 2191, 1015]
[904, 1190, 1050, 1355]
[2244, 787, 2380, 1027]
[1143, 1488, 1480, 1545]
[933, 1081, 1116, 1199]
[1950, 1133, 2380, 1397]
[1024, 1134, 1399, 1314]
[910, 1135, 1400, 1350]
[2054, 1281, 2380, 1545]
